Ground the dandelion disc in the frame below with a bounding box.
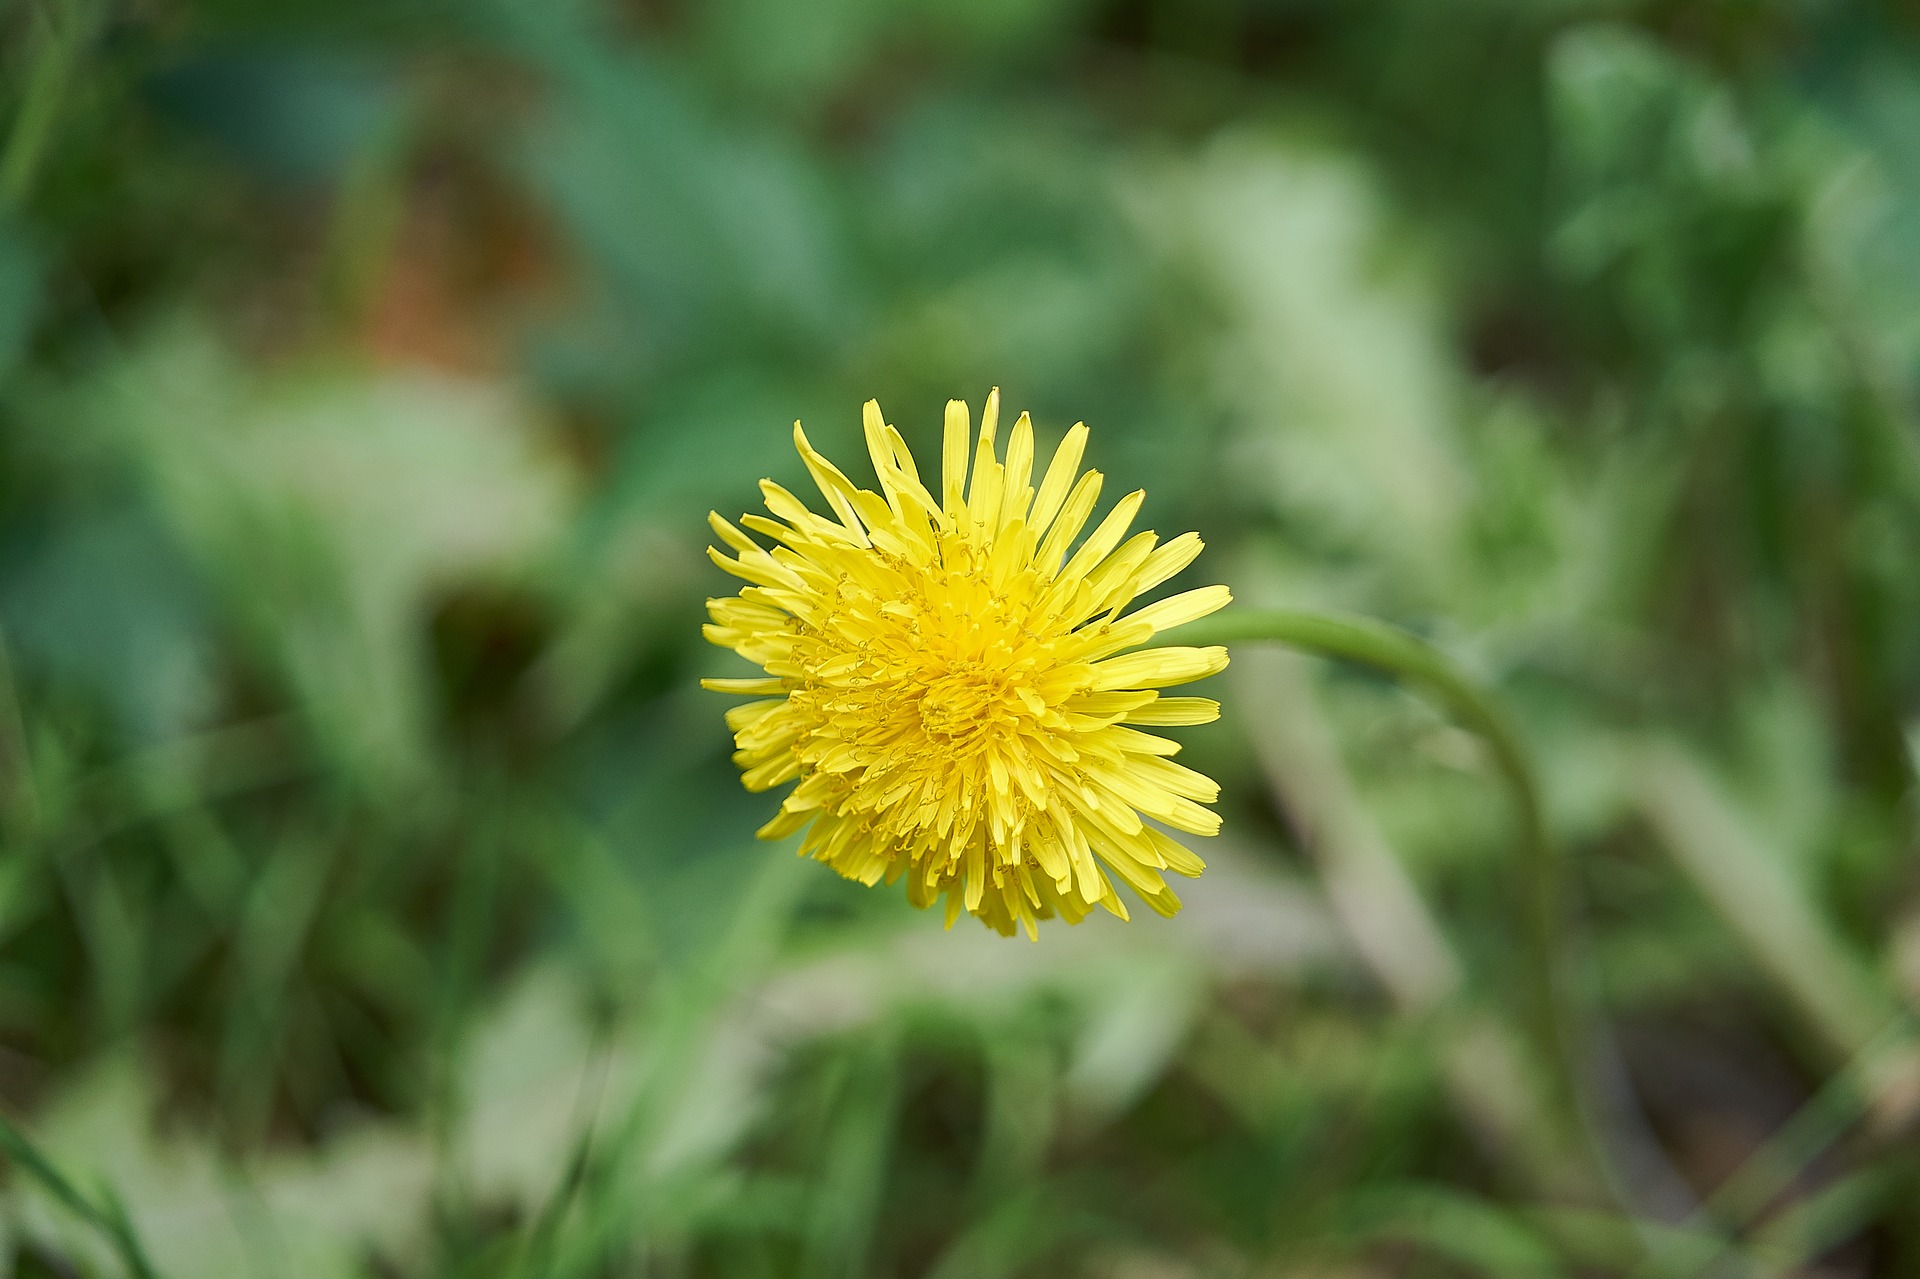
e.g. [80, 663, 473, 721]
[703, 391, 1230, 937]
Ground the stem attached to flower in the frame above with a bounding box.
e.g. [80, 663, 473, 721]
[1183, 607, 1602, 1197]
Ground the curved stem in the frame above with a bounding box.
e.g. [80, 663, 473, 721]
[1184, 608, 1598, 1194]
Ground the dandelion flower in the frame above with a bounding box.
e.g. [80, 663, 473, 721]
[702, 391, 1230, 938]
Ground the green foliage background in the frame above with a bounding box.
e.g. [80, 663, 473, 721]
[4, 0, 1920, 1274]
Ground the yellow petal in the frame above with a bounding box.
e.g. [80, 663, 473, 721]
[1029, 422, 1088, 538]
[1123, 697, 1221, 727]
[1090, 645, 1230, 691]
[942, 398, 971, 516]
[1124, 585, 1233, 634]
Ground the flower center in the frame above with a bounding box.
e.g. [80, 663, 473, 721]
[916, 662, 1020, 743]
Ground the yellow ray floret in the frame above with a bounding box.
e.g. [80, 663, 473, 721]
[702, 390, 1230, 938]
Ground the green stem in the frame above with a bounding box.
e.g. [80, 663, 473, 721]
[1184, 608, 1597, 1195]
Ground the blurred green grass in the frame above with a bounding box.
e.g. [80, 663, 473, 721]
[5, 0, 1920, 1274]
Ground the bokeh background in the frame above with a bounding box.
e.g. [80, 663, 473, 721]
[5, 0, 1920, 1274]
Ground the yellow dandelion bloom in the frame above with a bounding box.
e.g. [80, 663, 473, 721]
[702, 390, 1231, 938]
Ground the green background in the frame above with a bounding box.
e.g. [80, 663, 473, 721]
[3, 0, 1920, 1274]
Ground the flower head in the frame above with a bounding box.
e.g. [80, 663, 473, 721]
[703, 391, 1230, 937]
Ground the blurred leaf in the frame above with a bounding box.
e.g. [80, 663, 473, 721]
[0, 510, 215, 742]
[0, 225, 40, 382]
[1137, 135, 1469, 592]
[145, 46, 406, 187]
[74, 323, 574, 789]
